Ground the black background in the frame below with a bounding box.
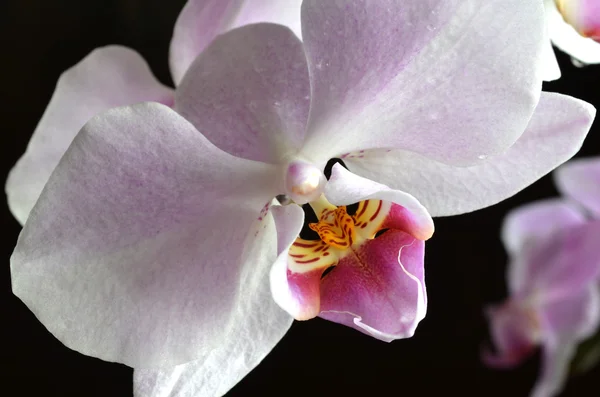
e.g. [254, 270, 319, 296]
[2, 1, 599, 396]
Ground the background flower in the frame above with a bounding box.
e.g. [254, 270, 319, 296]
[543, 0, 600, 80]
[484, 199, 600, 397]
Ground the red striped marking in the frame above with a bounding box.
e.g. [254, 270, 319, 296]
[293, 241, 319, 248]
[355, 201, 368, 219]
[295, 257, 321, 264]
[369, 201, 383, 221]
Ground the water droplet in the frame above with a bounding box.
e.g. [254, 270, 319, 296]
[426, 25, 436, 31]
[478, 154, 488, 160]
[426, 76, 437, 85]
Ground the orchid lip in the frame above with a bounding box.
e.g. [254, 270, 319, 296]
[285, 195, 399, 318]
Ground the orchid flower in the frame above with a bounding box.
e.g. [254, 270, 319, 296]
[8, 1, 596, 397]
[483, 198, 600, 397]
[543, 0, 600, 80]
[6, 0, 303, 226]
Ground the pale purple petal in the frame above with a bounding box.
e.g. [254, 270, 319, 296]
[482, 301, 539, 368]
[5, 46, 174, 225]
[541, 286, 600, 342]
[169, 0, 240, 85]
[502, 199, 587, 296]
[531, 286, 600, 397]
[554, 157, 600, 218]
[169, 0, 302, 85]
[319, 230, 426, 342]
[343, 92, 595, 217]
[175, 24, 309, 163]
[11, 103, 283, 368]
[134, 206, 293, 397]
[325, 164, 434, 241]
[511, 220, 600, 301]
[501, 199, 586, 257]
[300, 0, 546, 165]
[546, 0, 600, 64]
[229, 0, 302, 39]
[531, 341, 577, 397]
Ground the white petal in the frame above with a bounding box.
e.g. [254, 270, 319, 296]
[6, 46, 173, 225]
[343, 92, 595, 217]
[11, 103, 283, 367]
[134, 207, 293, 397]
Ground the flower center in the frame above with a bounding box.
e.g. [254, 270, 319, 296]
[283, 161, 326, 205]
[286, 195, 392, 275]
[309, 206, 356, 249]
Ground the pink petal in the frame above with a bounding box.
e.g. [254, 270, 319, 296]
[501, 199, 587, 295]
[531, 341, 577, 397]
[501, 199, 586, 256]
[5, 46, 174, 225]
[555, 0, 600, 41]
[546, 0, 600, 64]
[134, 206, 293, 397]
[319, 230, 426, 341]
[482, 301, 539, 369]
[175, 24, 309, 163]
[581, 0, 600, 39]
[169, 0, 302, 85]
[343, 92, 595, 217]
[531, 286, 600, 397]
[11, 103, 282, 368]
[541, 286, 600, 342]
[532, 282, 600, 397]
[512, 220, 600, 302]
[325, 164, 434, 241]
[269, 204, 317, 321]
[555, 157, 600, 218]
[300, 0, 546, 165]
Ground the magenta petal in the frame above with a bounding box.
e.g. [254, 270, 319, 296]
[300, 0, 546, 165]
[176, 24, 309, 163]
[169, 0, 302, 85]
[319, 230, 426, 341]
[11, 103, 282, 368]
[5, 46, 173, 225]
[555, 157, 600, 218]
[269, 204, 327, 321]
